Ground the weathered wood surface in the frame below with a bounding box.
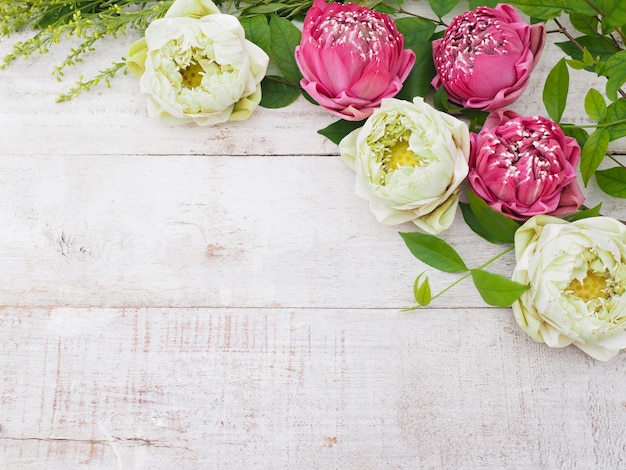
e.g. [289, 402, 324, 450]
[1, 3, 626, 469]
[2, 307, 626, 469]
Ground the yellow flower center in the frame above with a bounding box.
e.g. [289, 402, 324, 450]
[567, 271, 609, 302]
[385, 139, 418, 170]
[180, 61, 204, 89]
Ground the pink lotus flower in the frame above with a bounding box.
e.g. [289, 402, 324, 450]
[295, 0, 415, 121]
[432, 4, 545, 110]
[469, 110, 584, 220]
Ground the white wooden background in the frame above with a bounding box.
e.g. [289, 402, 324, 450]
[1, 3, 626, 469]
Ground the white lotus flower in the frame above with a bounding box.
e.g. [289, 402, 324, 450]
[126, 0, 269, 125]
[339, 97, 470, 234]
[512, 215, 626, 361]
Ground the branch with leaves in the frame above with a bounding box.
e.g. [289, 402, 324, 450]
[516, 0, 626, 198]
[400, 186, 604, 310]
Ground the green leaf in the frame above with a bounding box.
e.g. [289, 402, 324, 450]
[565, 59, 587, 70]
[605, 98, 626, 141]
[543, 58, 569, 122]
[395, 17, 437, 45]
[317, 119, 364, 145]
[470, 269, 530, 307]
[413, 272, 432, 307]
[569, 13, 599, 35]
[465, 190, 521, 244]
[584, 88, 607, 122]
[36, 7, 71, 28]
[593, 0, 626, 27]
[580, 128, 610, 185]
[512, 0, 596, 15]
[395, 46, 436, 100]
[394, 18, 437, 99]
[268, 15, 302, 84]
[566, 0, 599, 15]
[563, 203, 603, 221]
[246, 3, 292, 15]
[240, 15, 270, 53]
[470, 0, 500, 8]
[582, 47, 595, 67]
[460, 202, 507, 244]
[399, 232, 469, 273]
[561, 124, 589, 148]
[373, 4, 396, 15]
[428, 0, 459, 18]
[600, 16, 614, 35]
[461, 108, 489, 132]
[259, 76, 300, 108]
[595, 167, 626, 198]
[432, 86, 463, 114]
[556, 35, 620, 63]
[598, 50, 626, 102]
[432, 86, 448, 112]
[508, 0, 566, 20]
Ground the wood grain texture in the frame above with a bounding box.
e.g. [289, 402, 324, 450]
[1, 2, 626, 468]
[2, 307, 626, 469]
[0, 154, 525, 309]
[0, 154, 623, 310]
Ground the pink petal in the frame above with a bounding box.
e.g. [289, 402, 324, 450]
[348, 59, 394, 100]
[395, 49, 416, 82]
[296, 42, 334, 88]
[550, 181, 585, 216]
[467, 54, 518, 98]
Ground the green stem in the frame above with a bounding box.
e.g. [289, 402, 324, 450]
[608, 153, 626, 169]
[430, 246, 515, 302]
[561, 118, 626, 130]
[403, 246, 515, 311]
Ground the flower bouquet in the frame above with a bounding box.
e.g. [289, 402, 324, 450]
[3, 0, 626, 360]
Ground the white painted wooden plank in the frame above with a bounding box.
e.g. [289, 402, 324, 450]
[0, 154, 513, 309]
[1, 307, 625, 469]
[0, 154, 623, 309]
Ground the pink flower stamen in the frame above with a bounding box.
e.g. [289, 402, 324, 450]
[316, 10, 397, 60]
[439, 9, 512, 81]
[489, 119, 564, 188]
